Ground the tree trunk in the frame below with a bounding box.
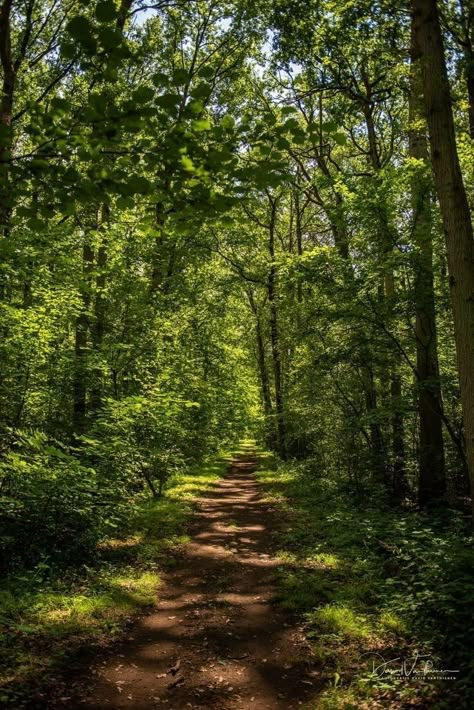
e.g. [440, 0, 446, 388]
[460, 0, 474, 138]
[267, 196, 286, 458]
[362, 85, 406, 494]
[73, 242, 94, 435]
[409, 25, 446, 504]
[248, 291, 273, 418]
[247, 289, 274, 446]
[294, 188, 303, 304]
[91, 204, 109, 411]
[412, 0, 474, 518]
[0, 0, 15, 242]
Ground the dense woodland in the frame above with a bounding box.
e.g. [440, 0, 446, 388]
[1, 0, 474, 707]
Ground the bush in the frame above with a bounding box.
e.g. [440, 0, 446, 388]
[0, 431, 123, 572]
[84, 391, 198, 498]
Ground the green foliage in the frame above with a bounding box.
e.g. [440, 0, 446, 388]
[0, 1, 473, 708]
[0, 451, 229, 706]
[0, 432, 113, 570]
[86, 391, 198, 498]
[256, 456, 474, 707]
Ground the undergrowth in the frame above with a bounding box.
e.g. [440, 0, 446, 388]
[0, 451, 232, 707]
[255, 452, 474, 709]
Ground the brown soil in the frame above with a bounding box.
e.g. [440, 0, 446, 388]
[81, 454, 317, 709]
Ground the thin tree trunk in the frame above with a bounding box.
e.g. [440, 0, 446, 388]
[90, 204, 109, 411]
[73, 242, 94, 435]
[0, 0, 15, 243]
[412, 0, 474, 519]
[267, 196, 286, 458]
[362, 85, 406, 494]
[409, 25, 446, 504]
[247, 289, 274, 446]
[248, 290, 273, 419]
[294, 188, 303, 304]
[460, 0, 474, 138]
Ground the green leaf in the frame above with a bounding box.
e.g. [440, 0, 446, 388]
[98, 27, 122, 50]
[67, 16, 94, 42]
[221, 115, 234, 130]
[133, 86, 154, 104]
[188, 100, 203, 115]
[152, 71, 169, 87]
[192, 118, 211, 131]
[116, 196, 135, 210]
[50, 97, 69, 113]
[322, 120, 337, 133]
[155, 93, 181, 109]
[276, 137, 291, 150]
[181, 155, 194, 171]
[27, 217, 46, 231]
[172, 68, 189, 85]
[96, 1, 117, 22]
[197, 65, 215, 79]
[191, 81, 211, 100]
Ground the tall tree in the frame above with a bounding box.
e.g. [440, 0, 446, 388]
[409, 23, 446, 504]
[412, 0, 474, 516]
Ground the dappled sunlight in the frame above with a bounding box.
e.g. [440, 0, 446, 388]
[0, 452, 231, 702]
[81, 453, 316, 709]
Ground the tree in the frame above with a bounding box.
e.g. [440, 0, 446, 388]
[412, 0, 474, 516]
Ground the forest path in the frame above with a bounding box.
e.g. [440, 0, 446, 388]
[82, 453, 315, 710]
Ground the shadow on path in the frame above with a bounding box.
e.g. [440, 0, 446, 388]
[81, 454, 318, 710]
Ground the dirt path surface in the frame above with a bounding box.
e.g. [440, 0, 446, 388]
[82, 455, 315, 710]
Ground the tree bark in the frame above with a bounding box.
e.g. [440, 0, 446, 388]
[409, 24, 446, 504]
[267, 195, 286, 458]
[247, 289, 274, 446]
[90, 204, 109, 411]
[362, 80, 406, 494]
[0, 0, 15, 241]
[73, 242, 94, 435]
[412, 0, 474, 518]
[460, 0, 474, 138]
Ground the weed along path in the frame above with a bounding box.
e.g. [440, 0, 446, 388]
[82, 453, 315, 709]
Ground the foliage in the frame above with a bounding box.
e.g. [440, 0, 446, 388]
[256, 454, 474, 708]
[0, 451, 230, 707]
[0, 0, 473, 707]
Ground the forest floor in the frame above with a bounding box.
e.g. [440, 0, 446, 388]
[4, 447, 470, 709]
[79, 450, 316, 709]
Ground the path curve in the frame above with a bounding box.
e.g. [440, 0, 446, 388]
[83, 455, 314, 709]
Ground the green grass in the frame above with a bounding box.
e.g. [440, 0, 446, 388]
[255, 452, 474, 709]
[0, 450, 233, 707]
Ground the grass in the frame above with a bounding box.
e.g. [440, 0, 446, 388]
[255, 451, 474, 709]
[0, 450, 233, 707]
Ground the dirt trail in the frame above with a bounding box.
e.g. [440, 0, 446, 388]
[82, 454, 315, 709]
